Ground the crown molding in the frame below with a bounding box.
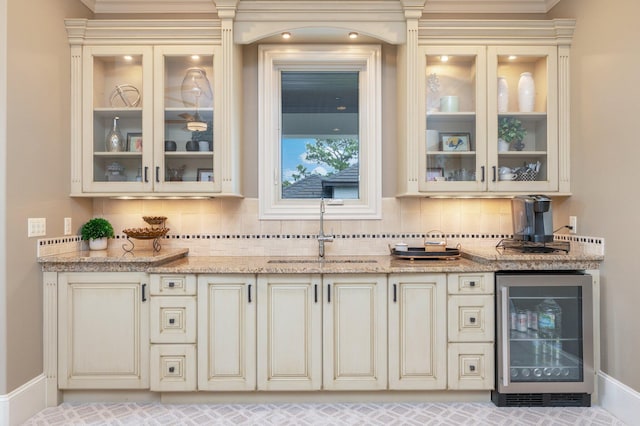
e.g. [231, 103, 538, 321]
[80, 0, 562, 15]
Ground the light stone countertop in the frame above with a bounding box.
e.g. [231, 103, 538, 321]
[38, 248, 189, 272]
[147, 255, 494, 274]
[38, 246, 603, 273]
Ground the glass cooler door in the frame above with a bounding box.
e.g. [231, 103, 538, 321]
[496, 274, 594, 394]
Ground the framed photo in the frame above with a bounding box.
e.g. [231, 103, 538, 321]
[197, 168, 214, 182]
[127, 133, 143, 152]
[427, 168, 444, 181]
[440, 133, 470, 151]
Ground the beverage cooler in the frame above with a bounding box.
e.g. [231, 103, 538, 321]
[493, 272, 594, 407]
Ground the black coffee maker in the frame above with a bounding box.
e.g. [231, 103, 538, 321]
[511, 195, 553, 243]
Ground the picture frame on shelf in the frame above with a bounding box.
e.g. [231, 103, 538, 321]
[127, 133, 143, 152]
[197, 168, 214, 182]
[427, 167, 444, 181]
[440, 133, 470, 152]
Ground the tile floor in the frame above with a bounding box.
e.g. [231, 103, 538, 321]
[22, 402, 625, 425]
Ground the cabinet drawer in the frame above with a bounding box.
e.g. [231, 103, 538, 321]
[150, 296, 197, 343]
[150, 344, 197, 392]
[150, 274, 197, 296]
[448, 295, 494, 342]
[447, 343, 494, 390]
[447, 273, 494, 295]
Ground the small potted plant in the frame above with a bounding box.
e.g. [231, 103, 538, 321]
[81, 217, 115, 250]
[498, 117, 527, 151]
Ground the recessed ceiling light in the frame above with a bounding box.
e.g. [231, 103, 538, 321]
[349, 32, 359, 39]
[333, 128, 340, 132]
[508, 55, 517, 60]
[123, 55, 133, 61]
[336, 106, 347, 111]
[441, 55, 449, 62]
[281, 32, 291, 39]
[191, 55, 200, 60]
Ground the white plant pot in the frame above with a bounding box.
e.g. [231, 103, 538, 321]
[498, 138, 510, 152]
[89, 237, 108, 251]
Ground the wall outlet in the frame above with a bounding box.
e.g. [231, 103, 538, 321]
[569, 216, 577, 234]
[28, 218, 46, 237]
[64, 217, 72, 236]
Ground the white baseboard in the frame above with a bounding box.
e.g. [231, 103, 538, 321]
[598, 371, 640, 424]
[0, 374, 46, 426]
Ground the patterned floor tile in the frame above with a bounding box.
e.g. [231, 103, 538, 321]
[22, 402, 626, 426]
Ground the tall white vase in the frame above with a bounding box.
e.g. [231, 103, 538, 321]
[518, 72, 535, 112]
[497, 76, 509, 113]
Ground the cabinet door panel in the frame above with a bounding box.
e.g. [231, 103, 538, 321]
[257, 275, 322, 390]
[197, 275, 256, 391]
[389, 274, 447, 390]
[58, 272, 149, 389]
[323, 274, 387, 390]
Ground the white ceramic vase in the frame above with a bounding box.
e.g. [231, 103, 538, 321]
[89, 237, 108, 251]
[497, 76, 509, 113]
[518, 72, 535, 112]
[498, 138, 510, 152]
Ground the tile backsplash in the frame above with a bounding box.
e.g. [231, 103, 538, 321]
[37, 197, 604, 257]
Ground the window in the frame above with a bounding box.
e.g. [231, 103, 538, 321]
[258, 44, 381, 220]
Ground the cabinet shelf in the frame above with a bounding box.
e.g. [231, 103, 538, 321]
[93, 108, 142, 119]
[428, 151, 477, 156]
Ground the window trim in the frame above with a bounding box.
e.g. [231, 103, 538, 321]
[258, 44, 382, 220]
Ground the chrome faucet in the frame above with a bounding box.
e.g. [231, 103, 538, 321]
[318, 198, 334, 258]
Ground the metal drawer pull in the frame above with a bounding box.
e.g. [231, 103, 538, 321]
[314, 284, 318, 303]
[142, 283, 147, 302]
[248, 284, 252, 303]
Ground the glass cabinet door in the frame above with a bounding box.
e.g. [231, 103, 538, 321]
[420, 46, 486, 192]
[487, 46, 558, 191]
[82, 46, 153, 192]
[154, 46, 220, 192]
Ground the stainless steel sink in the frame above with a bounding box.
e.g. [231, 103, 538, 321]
[267, 259, 378, 264]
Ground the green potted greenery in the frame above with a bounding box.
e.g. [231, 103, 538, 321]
[498, 117, 527, 151]
[81, 217, 115, 250]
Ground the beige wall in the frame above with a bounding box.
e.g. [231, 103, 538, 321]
[549, 0, 640, 392]
[1, 0, 92, 394]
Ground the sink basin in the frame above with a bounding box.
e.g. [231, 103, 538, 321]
[267, 259, 378, 264]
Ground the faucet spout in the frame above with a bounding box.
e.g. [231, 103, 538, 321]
[318, 199, 334, 257]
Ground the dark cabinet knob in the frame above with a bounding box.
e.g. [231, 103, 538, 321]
[168, 282, 175, 288]
[169, 318, 175, 324]
[168, 366, 175, 373]
[469, 365, 476, 372]
[469, 281, 476, 287]
[469, 317, 476, 324]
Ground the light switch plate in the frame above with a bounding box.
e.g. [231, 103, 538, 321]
[28, 218, 46, 237]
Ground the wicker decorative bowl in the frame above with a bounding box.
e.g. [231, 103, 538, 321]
[123, 227, 169, 239]
[142, 216, 167, 226]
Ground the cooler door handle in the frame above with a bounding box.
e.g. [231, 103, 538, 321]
[501, 287, 510, 387]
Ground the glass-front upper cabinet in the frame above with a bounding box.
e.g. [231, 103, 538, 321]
[153, 46, 221, 193]
[418, 45, 559, 193]
[487, 46, 558, 192]
[82, 46, 153, 192]
[80, 44, 223, 194]
[420, 46, 486, 192]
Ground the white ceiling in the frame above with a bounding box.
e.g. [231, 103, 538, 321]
[79, 0, 562, 15]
